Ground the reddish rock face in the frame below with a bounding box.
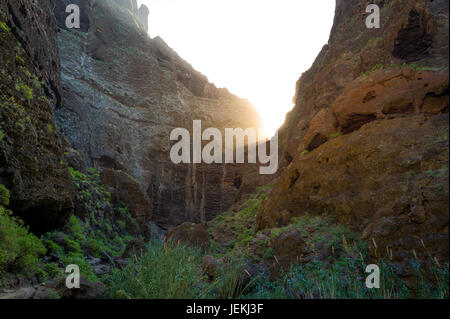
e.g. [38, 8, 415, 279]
[251, 0, 449, 268]
[257, 114, 449, 264]
[332, 68, 448, 133]
[300, 108, 337, 152]
[278, 0, 449, 164]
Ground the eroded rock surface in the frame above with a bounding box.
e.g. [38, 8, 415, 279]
[54, 0, 262, 230]
[257, 114, 449, 264]
[255, 0, 449, 267]
[0, 0, 74, 233]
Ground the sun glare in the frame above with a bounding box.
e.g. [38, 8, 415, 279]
[138, 0, 336, 136]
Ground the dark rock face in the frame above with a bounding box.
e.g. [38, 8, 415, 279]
[101, 168, 150, 227]
[53, 0, 262, 229]
[1, 0, 62, 108]
[0, 0, 74, 234]
[54, 0, 95, 33]
[392, 9, 434, 62]
[255, 0, 449, 266]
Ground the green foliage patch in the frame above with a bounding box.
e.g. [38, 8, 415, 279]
[0, 185, 47, 284]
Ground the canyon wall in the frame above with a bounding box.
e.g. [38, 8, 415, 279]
[53, 0, 263, 230]
[0, 0, 74, 234]
[256, 0, 449, 265]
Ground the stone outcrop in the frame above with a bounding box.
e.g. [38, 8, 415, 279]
[137, 4, 149, 33]
[257, 114, 449, 264]
[53, 0, 262, 230]
[255, 0, 449, 266]
[332, 68, 448, 134]
[100, 169, 150, 227]
[277, 0, 448, 164]
[0, 0, 74, 234]
[165, 222, 210, 250]
[113, 0, 149, 32]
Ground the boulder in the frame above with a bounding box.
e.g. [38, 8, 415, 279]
[122, 239, 147, 258]
[202, 255, 218, 279]
[165, 222, 210, 250]
[271, 229, 308, 269]
[46, 276, 106, 299]
[301, 108, 337, 152]
[0, 287, 36, 299]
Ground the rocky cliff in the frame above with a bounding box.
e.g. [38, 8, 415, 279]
[0, 0, 74, 234]
[53, 0, 262, 230]
[255, 0, 449, 266]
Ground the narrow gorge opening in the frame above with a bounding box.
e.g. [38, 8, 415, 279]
[0, 0, 448, 302]
[142, 0, 336, 137]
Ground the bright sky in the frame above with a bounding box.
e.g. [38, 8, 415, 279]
[138, 0, 336, 136]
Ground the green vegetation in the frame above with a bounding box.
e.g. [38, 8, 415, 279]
[0, 184, 10, 206]
[105, 242, 258, 299]
[15, 53, 25, 65]
[104, 237, 449, 299]
[15, 79, 33, 100]
[105, 242, 207, 299]
[329, 132, 342, 139]
[246, 258, 448, 299]
[69, 167, 87, 182]
[210, 189, 269, 252]
[0, 185, 47, 284]
[360, 61, 446, 77]
[43, 288, 61, 299]
[301, 150, 309, 157]
[0, 21, 11, 33]
[42, 167, 140, 282]
[360, 63, 384, 76]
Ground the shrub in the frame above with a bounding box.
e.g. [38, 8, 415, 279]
[0, 184, 9, 205]
[68, 167, 87, 182]
[0, 193, 47, 282]
[0, 21, 11, 32]
[15, 81, 33, 100]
